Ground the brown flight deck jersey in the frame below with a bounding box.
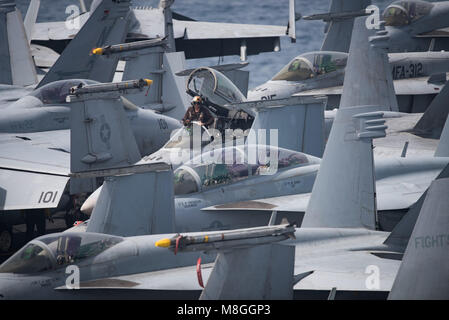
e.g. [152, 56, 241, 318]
[182, 105, 214, 128]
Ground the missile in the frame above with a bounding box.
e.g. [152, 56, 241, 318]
[155, 223, 296, 254]
[303, 10, 369, 22]
[91, 38, 167, 56]
[69, 78, 153, 96]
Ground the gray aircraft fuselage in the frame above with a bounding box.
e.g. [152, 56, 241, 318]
[383, 1, 449, 53]
[248, 51, 449, 112]
[172, 155, 447, 233]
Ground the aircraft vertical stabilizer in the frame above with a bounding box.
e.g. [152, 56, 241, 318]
[92, 39, 190, 119]
[86, 164, 176, 236]
[302, 106, 386, 229]
[434, 114, 449, 157]
[413, 80, 449, 138]
[0, 0, 37, 86]
[389, 177, 449, 300]
[302, 17, 392, 229]
[23, 0, 40, 44]
[384, 164, 449, 249]
[244, 96, 327, 157]
[68, 80, 144, 175]
[340, 17, 398, 112]
[320, 0, 371, 53]
[37, 0, 131, 88]
[200, 243, 294, 300]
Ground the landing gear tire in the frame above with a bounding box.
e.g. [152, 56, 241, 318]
[0, 226, 12, 254]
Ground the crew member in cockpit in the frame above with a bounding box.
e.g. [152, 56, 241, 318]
[182, 96, 214, 128]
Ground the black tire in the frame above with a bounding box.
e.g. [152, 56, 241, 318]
[0, 225, 13, 254]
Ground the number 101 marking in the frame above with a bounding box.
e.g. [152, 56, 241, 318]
[38, 191, 58, 204]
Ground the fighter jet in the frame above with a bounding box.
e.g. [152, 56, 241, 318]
[248, 50, 449, 113]
[1, 17, 443, 300]
[303, 0, 449, 53]
[249, 0, 449, 114]
[79, 29, 449, 237]
[29, 0, 297, 66]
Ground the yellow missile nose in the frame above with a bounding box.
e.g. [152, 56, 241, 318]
[92, 48, 104, 55]
[155, 238, 171, 248]
[144, 79, 153, 86]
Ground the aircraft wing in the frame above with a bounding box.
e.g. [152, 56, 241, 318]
[415, 27, 449, 38]
[294, 76, 447, 97]
[0, 85, 33, 108]
[201, 193, 311, 213]
[32, 8, 287, 59]
[0, 131, 70, 210]
[292, 246, 400, 292]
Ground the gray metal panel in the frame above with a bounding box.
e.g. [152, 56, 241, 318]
[413, 80, 449, 138]
[249, 99, 326, 157]
[200, 243, 294, 300]
[321, 0, 371, 52]
[389, 178, 449, 299]
[161, 52, 190, 119]
[23, 0, 40, 44]
[86, 169, 175, 236]
[70, 96, 141, 173]
[6, 8, 37, 86]
[37, 0, 131, 88]
[302, 106, 385, 229]
[340, 17, 398, 112]
[0, 169, 68, 210]
[222, 70, 249, 98]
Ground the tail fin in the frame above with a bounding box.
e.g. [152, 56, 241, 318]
[86, 163, 176, 236]
[68, 79, 147, 174]
[413, 81, 449, 139]
[319, 0, 371, 52]
[37, 0, 131, 88]
[340, 17, 398, 112]
[201, 243, 294, 300]
[384, 164, 449, 249]
[91, 38, 190, 119]
[389, 176, 449, 299]
[68, 79, 176, 236]
[23, 0, 40, 44]
[302, 106, 386, 229]
[233, 95, 327, 157]
[434, 114, 449, 157]
[0, 0, 37, 86]
[303, 15, 391, 229]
